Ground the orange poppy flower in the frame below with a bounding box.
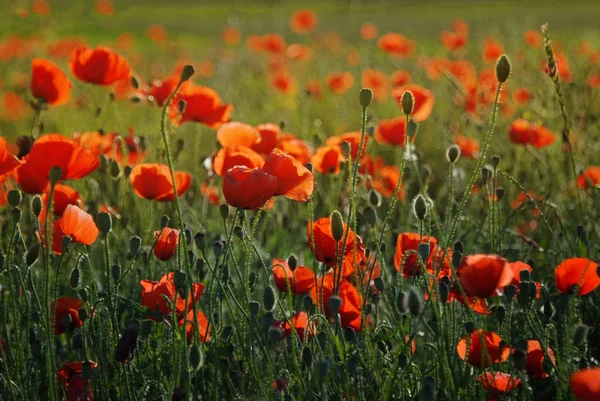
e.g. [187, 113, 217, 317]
[170, 84, 233, 128]
[378, 33, 415, 58]
[454, 134, 480, 159]
[95, 0, 115, 15]
[16, 134, 99, 194]
[457, 329, 509, 367]
[347, 51, 360, 66]
[57, 361, 98, 401]
[69, 46, 130, 86]
[270, 70, 298, 95]
[453, 19, 469, 35]
[144, 75, 180, 106]
[247, 35, 263, 52]
[286, 44, 312, 62]
[278, 134, 313, 165]
[507, 261, 533, 287]
[326, 132, 368, 160]
[201, 183, 220, 205]
[305, 79, 323, 99]
[508, 119, 556, 148]
[40, 184, 83, 222]
[52, 297, 83, 335]
[51, 205, 99, 254]
[440, 31, 467, 52]
[512, 88, 532, 106]
[129, 163, 192, 202]
[447, 286, 492, 315]
[46, 38, 86, 58]
[360, 23, 378, 40]
[310, 273, 364, 331]
[140, 272, 205, 321]
[0, 137, 20, 178]
[197, 60, 215, 77]
[577, 166, 600, 189]
[32, 0, 51, 15]
[541, 52, 572, 82]
[284, 311, 316, 341]
[478, 372, 521, 398]
[482, 37, 504, 63]
[371, 165, 405, 201]
[213, 145, 264, 177]
[308, 217, 365, 266]
[222, 27, 241, 46]
[217, 122, 260, 148]
[311, 144, 345, 174]
[392, 84, 435, 122]
[153, 228, 179, 261]
[457, 254, 513, 299]
[361, 69, 389, 103]
[375, 117, 407, 147]
[222, 166, 278, 210]
[1, 91, 28, 122]
[325, 72, 354, 95]
[570, 368, 600, 401]
[261, 34, 286, 54]
[290, 9, 318, 34]
[272, 258, 315, 294]
[182, 310, 211, 343]
[262, 148, 314, 202]
[519, 340, 556, 378]
[390, 69, 412, 87]
[30, 58, 71, 106]
[524, 30, 543, 48]
[147, 25, 167, 43]
[103, 129, 147, 166]
[555, 258, 600, 296]
[252, 123, 281, 155]
[393, 233, 438, 278]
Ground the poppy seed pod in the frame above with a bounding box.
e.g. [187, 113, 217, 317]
[359, 88, 373, 107]
[330, 210, 344, 242]
[446, 144, 461, 163]
[401, 90, 414, 116]
[129, 235, 142, 256]
[412, 194, 428, 220]
[495, 54, 511, 83]
[180, 65, 195, 83]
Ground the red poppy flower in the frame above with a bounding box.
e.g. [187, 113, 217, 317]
[378, 33, 415, 58]
[457, 329, 509, 367]
[272, 258, 315, 294]
[1, 91, 28, 121]
[57, 361, 98, 401]
[286, 44, 312, 62]
[252, 123, 281, 155]
[524, 30, 543, 48]
[448, 286, 492, 315]
[222, 27, 241, 46]
[326, 132, 367, 160]
[32, 0, 51, 15]
[181, 310, 211, 343]
[308, 217, 365, 266]
[51, 205, 99, 254]
[375, 117, 407, 147]
[153, 228, 179, 261]
[478, 372, 521, 400]
[508, 119, 557, 148]
[311, 145, 345, 174]
[262, 148, 314, 202]
[16, 134, 99, 194]
[454, 134, 480, 158]
[52, 297, 84, 335]
[577, 166, 600, 189]
[482, 37, 504, 63]
[310, 273, 364, 331]
[555, 258, 600, 296]
[362, 69, 389, 103]
[507, 261, 534, 288]
[129, 163, 192, 202]
[95, 0, 115, 15]
[223, 166, 277, 210]
[278, 134, 313, 164]
[260, 34, 286, 54]
[0, 137, 20, 178]
[458, 254, 513, 298]
[212, 145, 264, 177]
[201, 184, 220, 205]
[392, 84, 435, 122]
[290, 9, 318, 34]
[390, 69, 412, 87]
[284, 311, 316, 341]
[69, 45, 130, 85]
[140, 272, 205, 320]
[305, 79, 322, 99]
[145, 75, 181, 106]
[147, 25, 167, 43]
[325, 72, 354, 95]
[216, 122, 260, 148]
[440, 30, 467, 52]
[518, 340, 556, 378]
[30, 58, 71, 106]
[393, 233, 438, 278]
[570, 368, 600, 401]
[370, 165, 405, 201]
[512, 88, 532, 106]
[360, 23, 378, 40]
[541, 52, 572, 82]
[40, 184, 83, 223]
[169, 84, 233, 128]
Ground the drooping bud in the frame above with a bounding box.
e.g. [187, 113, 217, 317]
[495, 54, 511, 83]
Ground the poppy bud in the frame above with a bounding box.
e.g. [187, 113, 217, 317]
[173, 270, 187, 290]
[344, 327, 357, 343]
[341, 141, 352, 158]
[109, 159, 121, 178]
[129, 235, 142, 256]
[417, 243, 431, 264]
[233, 226, 245, 239]
[495, 54, 511, 83]
[26, 244, 40, 267]
[367, 126, 375, 137]
[374, 277, 384, 292]
[446, 144, 461, 164]
[267, 326, 283, 346]
[347, 354, 359, 377]
[359, 88, 373, 107]
[78, 308, 88, 322]
[31, 195, 43, 217]
[401, 90, 414, 116]
[78, 288, 88, 302]
[305, 162, 314, 173]
[160, 215, 170, 229]
[481, 165, 493, 183]
[518, 282, 530, 305]
[11, 207, 21, 223]
[504, 284, 517, 299]
[451, 251, 462, 270]
[495, 187, 505, 200]
[219, 204, 229, 220]
[464, 321, 475, 333]
[407, 287, 423, 316]
[194, 232, 206, 251]
[114, 322, 138, 364]
[315, 360, 331, 382]
[495, 305, 506, 324]
[62, 235, 72, 251]
[302, 347, 313, 368]
[364, 207, 377, 226]
[263, 285, 275, 311]
[406, 120, 419, 139]
[212, 241, 224, 258]
[439, 281, 449, 304]
[111, 264, 121, 282]
[519, 269, 531, 282]
[421, 376, 436, 401]
[396, 292, 408, 313]
[328, 295, 343, 317]
[330, 210, 344, 242]
[70, 266, 80, 289]
[368, 190, 381, 208]
[7, 190, 21, 207]
[573, 324, 589, 346]
[303, 294, 313, 310]
[123, 165, 132, 178]
[287, 254, 298, 271]
[189, 344, 203, 371]
[491, 156, 500, 169]
[180, 65, 195, 83]
[61, 313, 72, 331]
[543, 299, 554, 321]
[97, 212, 112, 234]
[249, 301, 260, 317]
[412, 194, 428, 221]
[49, 166, 63, 185]
[512, 348, 527, 370]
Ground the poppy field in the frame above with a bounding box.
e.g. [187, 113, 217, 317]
[2, 1, 600, 400]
